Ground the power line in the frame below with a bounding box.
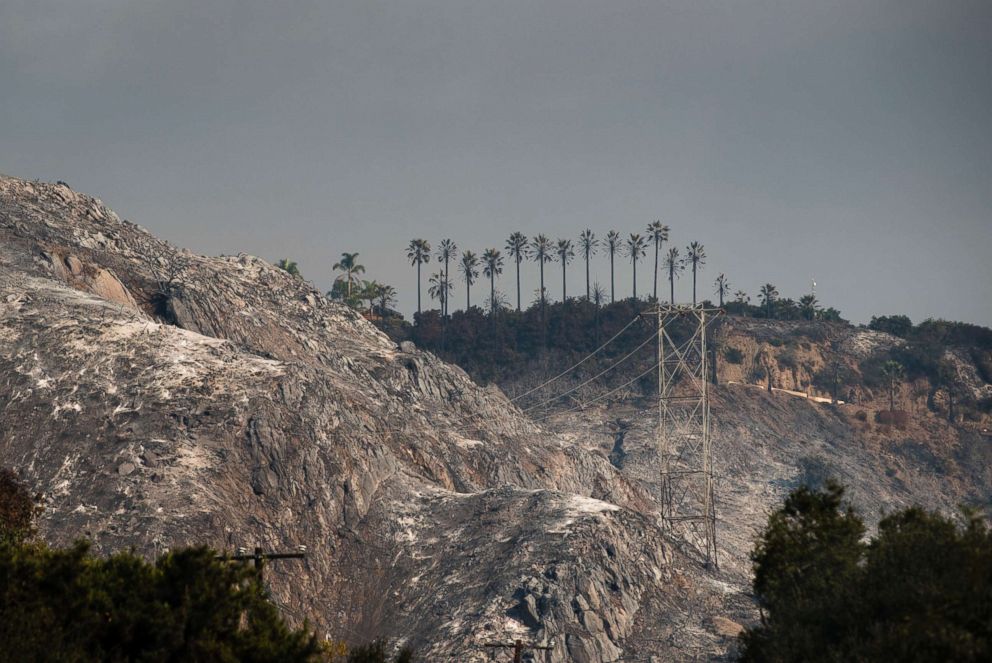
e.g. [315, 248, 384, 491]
[371, 313, 647, 435]
[503, 314, 642, 404]
[520, 329, 658, 414]
[530, 357, 663, 424]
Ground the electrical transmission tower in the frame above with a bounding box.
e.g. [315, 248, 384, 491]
[656, 304, 721, 568]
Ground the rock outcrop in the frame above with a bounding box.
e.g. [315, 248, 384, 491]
[0, 175, 739, 660]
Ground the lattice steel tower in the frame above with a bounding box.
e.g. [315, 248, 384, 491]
[656, 305, 721, 568]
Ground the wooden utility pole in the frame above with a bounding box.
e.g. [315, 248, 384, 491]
[220, 545, 306, 580]
[483, 639, 553, 662]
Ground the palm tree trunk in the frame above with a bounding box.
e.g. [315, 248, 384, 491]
[609, 252, 615, 303]
[443, 258, 449, 317]
[653, 239, 659, 301]
[515, 256, 521, 312]
[585, 253, 590, 300]
[562, 261, 566, 302]
[692, 265, 697, 306]
[669, 269, 674, 305]
[632, 258, 637, 300]
[490, 273, 495, 317]
[539, 261, 545, 313]
[416, 262, 422, 315]
[466, 280, 470, 310]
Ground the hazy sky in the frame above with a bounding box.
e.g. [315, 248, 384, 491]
[2, 1, 990, 326]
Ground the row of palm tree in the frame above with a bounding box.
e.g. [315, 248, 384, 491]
[406, 224, 714, 317]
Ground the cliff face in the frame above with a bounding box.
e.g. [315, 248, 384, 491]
[2, 175, 988, 662]
[0, 176, 737, 661]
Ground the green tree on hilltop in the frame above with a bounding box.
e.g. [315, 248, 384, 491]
[504, 232, 529, 312]
[648, 220, 669, 302]
[579, 229, 597, 301]
[276, 258, 301, 277]
[406, 239, 431, 316]
[626, 233, 648, 300]
[555, 238, 574, 302]
[333, 252, 365, 300]
[605, 230, 620, 303]
[686, 241, 706, 306]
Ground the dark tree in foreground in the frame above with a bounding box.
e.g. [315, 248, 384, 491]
[347, 641, 415, 662]
[0, 469, 321, 662]
[740, 482, 992, 662]
[0, 469, 39, 545]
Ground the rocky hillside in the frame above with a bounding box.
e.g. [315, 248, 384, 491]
[1, 175, 744, 661]
[2, 175, 989, 661]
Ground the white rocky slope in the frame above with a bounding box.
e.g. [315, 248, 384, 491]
[0, 176, 745, 661]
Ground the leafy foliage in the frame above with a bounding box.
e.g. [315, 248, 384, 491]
[740, 483, 992, 662]
[346, 641, 415, 662]
[0, 469, 40, 545]
[0, 500, 322, 663]
[868, 314, 913, 337]
[275, 258, 301, 277]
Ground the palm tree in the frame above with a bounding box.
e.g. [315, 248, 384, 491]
[880, 360, 906, 412]
[505, 232, 529, 312]
[625, 233, 648, 300]
[799, 293, 820, 320]
[428, 271, 451, 311]
[663, 247, 683, 305]
[734, 289, 750, 315]
[647, 221, 669, 301]
[759, 283, 779, 319]
[714, 274, 730, 307]
[686, 241, 706, 305]
[578, 229, 597, 300]
[377, 284, 397, 315]
[333, 252, 365, 299]
[406, 239, 431, 315]
[530, 235, 553, 313]
[592, 282, 606, 344]
[360, 280, 380, 315]
[275, 258, 300, 277]
[436, 239, 457, 318]
[605, 231, 620, 303]
[481, 248, 504, 317]
[459, 250, 479, 309]
[555, 238, 575, 302]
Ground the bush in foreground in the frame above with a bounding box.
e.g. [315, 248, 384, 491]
[740, 482, 991, 662]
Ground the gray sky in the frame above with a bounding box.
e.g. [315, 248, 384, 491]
[3, 0, 990, 326]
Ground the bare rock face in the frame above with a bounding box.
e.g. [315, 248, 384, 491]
[0, 175, 741, 660]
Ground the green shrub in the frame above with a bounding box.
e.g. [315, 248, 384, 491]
[740, 483, 992, 662]
[723, 347, 744, 364]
